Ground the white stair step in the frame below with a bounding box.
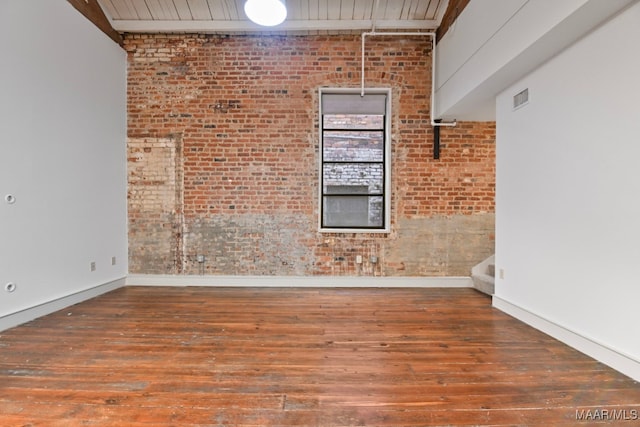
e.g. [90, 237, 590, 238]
[472, 273, 494, 296]
[487, 263, 495, 277]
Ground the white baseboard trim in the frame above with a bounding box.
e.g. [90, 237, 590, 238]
[0, 277, 126, 332]
[493, 295, 640, 382]
[126, 274, 473, 288]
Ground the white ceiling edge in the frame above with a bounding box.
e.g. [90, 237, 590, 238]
[111, 19, 439, 33]
[434, 0, 637, 122]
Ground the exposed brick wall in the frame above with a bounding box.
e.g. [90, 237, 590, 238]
[397, 122, 496, 217]
[126, 34, 495, 276]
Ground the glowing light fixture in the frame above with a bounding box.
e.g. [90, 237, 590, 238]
[244, 0, 287, 27]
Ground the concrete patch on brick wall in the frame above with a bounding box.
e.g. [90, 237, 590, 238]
[128, 218, 182, 274]
[184, 214, 315, 275]
[128, 136, 184, 274]
[384, 214, 495, 276]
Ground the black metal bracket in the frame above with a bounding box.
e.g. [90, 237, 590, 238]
[433, 119, 442, 160]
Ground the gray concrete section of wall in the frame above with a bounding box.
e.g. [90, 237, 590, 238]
[184, 215, 316, 276]
[385, 214, 495, 276]
[129, 212, 494, 277]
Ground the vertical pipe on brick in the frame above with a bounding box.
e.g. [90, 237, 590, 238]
[173, 134, 186, 273]
[433, 119, 442, 160]
[371, 0, 380, 32]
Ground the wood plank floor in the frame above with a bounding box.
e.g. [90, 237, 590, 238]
[0, 287, 638, 426]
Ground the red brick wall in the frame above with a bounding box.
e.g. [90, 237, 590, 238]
[125, 34, 495, 276]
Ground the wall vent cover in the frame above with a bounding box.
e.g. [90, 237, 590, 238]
[513, 88, 529, 110]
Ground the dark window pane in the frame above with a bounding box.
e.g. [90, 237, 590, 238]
[323, 131, 384, 162]
[323, 164, 383, 194]
[323, 196, 383, 228]
[323, 114, 384, 130]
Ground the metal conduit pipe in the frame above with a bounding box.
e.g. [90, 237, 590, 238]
[361, 31, 457, 127]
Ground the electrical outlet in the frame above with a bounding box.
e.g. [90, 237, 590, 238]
[112, 256, 117, 266]
[499, 269, 505, 280]
[90, 262, 96, 272]
[356, 255, 363, 264]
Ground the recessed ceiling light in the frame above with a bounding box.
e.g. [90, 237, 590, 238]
[244, 0, 287, 27]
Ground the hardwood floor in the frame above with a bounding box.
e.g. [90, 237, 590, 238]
[0, 287, 638, 426]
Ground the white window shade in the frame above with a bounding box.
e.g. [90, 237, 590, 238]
[322, 94, 387, 115]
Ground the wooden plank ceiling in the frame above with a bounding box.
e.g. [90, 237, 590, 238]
[96, 0, 450, 33]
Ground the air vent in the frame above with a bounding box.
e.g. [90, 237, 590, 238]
[513, 88, 529, 110]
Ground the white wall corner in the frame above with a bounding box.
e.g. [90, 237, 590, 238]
[0, 277, 126, 332]
[493, 296, 640, 382]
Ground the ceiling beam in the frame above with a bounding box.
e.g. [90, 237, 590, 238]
[67, 0, 123, 47]
[437, 0, 470, 41]
[111, 19, 439, 34]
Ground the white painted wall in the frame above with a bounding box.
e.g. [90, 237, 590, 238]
[435, 0, 636, 121]
[0, 1, 127, 322]
[495, 2, 640, 379]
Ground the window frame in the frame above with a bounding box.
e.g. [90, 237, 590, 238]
[318, 87, 392, 233]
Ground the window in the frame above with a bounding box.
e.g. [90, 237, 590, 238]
[319, 89, 391, 232]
